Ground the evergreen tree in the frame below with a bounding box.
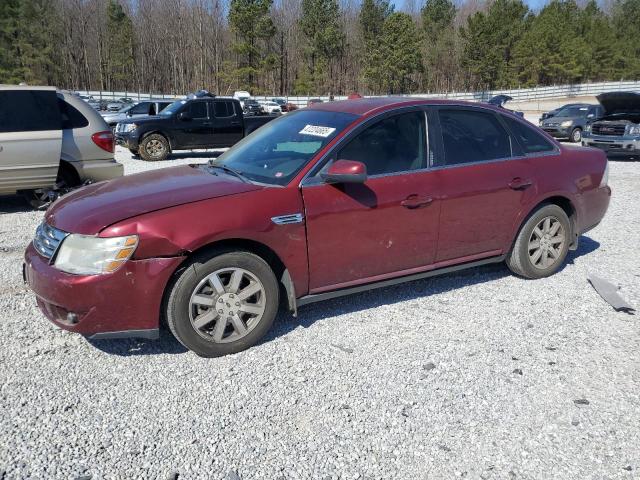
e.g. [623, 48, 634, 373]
[379, 12, 422, 93]
[106, 0, 134, 90]
[299, 0, 345, 92]
[461, 0, 529, 89]
[359, 0, 394, 91]
[0, 0, 22, 83]
[228, 0, 276, 91]
[421, 0, 457, 91]
[510, 0, 586, 86]
[612, 0, 640, 78]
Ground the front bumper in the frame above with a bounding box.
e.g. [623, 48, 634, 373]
[24, 243, 185, 339]
[582, 134, 640, 156]
[541, 126, 572, 138]
[114, 131, 140, 150]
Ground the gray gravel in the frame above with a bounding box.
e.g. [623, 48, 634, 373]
[1, 146, 639, 479]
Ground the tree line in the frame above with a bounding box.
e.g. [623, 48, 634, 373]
[1, 0, 639, 96]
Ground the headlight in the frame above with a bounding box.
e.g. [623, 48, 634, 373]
[54, 234, 138, 275]
[122, 123, 137, 133]
[561, 120, 573, 127]
[629, 124, 640, 136]
[584, 123, 591, 133]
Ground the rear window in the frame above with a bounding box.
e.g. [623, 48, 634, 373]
[58, 98, 89, 129]
[503, 116, 555, 154]
[0, 90, 62, 133]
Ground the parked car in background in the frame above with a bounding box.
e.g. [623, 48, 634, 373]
[233, 91, 252, 109]
[259, 101, 282, 115]
[25, 97, 611, 356]
[272, 98, 290, 112]
[539, 103, 587, 123]
[486, 95, 524, 117]
[582, 91, 640, 157]
[243, 99, 263, 116]
[106, 100, 124, 112]
[307, 98, 323, 107]
[102, 100, 173, 129]
[540, 103, 602, 143]
[0, 85, 122, 207]
[114, 96, 277, 160]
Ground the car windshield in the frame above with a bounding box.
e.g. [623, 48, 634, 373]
[556, 106, 589, 117]
[211, 110, 358, 186]
[160, 100, 187, 116]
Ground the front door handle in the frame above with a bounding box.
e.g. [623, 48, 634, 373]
[508, 177, 533, 190]
[401, 194, 433, 209]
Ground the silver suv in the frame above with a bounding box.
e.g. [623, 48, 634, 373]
[0, 85, 123, 205]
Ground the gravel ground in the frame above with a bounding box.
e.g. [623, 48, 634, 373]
[0, 147, 639, 480]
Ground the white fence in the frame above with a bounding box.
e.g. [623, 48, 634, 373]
[77, 80, 640, 108]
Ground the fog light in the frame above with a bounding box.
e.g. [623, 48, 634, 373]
[67, 312, 79, 324]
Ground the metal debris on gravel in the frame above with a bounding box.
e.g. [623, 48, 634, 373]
[0, 147, 639, 479]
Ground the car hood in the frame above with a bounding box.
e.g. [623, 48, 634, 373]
[46, 165, 262, 235]
[596, 92, 640, 116]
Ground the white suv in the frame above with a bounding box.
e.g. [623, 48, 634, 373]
[0, 85, 123, 206]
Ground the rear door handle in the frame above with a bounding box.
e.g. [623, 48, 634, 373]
[508, 178, 533, 190]
[401, 195, 433, 209]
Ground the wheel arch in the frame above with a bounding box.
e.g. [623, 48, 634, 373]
[140, 129, 174, 150]
[57, 159, 82, 187]
[164, 238, 297, 317]
[511, 195, 578, 252]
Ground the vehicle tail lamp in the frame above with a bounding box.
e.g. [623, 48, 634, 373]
[91, 130, 115, 153]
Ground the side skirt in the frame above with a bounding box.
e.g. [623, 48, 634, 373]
[297, 255, 505, 307]
[87, 329, 160, 341]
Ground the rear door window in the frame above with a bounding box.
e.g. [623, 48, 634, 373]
[0, 90, 62, 133]
[214, 101, 236, 118]
[58, 98, 89, 129]
[502, 116, 555, 154]
[437, 108, 512, 165]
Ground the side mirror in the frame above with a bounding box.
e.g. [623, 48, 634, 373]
[178, 111, 191, 121]
[321, 159, 367, 184]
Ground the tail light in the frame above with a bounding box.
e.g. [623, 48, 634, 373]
[91, 130, 115, 153]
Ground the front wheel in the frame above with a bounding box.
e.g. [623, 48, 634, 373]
[507, 204, 571, 279]
[165, 251, 279, 357]
[139, 133, 170, 161]
[570, 127, 582, 143]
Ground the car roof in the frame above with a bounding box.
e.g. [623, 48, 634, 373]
[307, 97, 502, 116]
[0, 84, 57, 91]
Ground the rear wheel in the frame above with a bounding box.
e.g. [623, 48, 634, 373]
[507, 204, 571, 279]
[570, 127, 582, 143]
[165, 251, 279, 357]
[139, 133, 170, 161]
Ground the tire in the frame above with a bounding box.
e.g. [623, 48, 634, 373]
[570, 127, 582, 143]
[165, 251, 279, 357]
[507, 204, 571, 279]
[139, 133, 170, 161]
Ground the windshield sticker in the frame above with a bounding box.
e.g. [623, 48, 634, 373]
[299, 125, 336, 138]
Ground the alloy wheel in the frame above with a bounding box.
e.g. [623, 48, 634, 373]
[188, 268, 266, 343]
[145, 139, 165, 158]
[527, 216, 566, 269]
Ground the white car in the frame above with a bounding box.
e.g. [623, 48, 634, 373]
[259, 101, 282, 114]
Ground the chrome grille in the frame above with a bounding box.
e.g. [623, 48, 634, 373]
[33, 223, 68, 260]
[592, 123, 626, 136]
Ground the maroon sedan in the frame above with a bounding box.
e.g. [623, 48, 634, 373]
[24, 98, 611, 357]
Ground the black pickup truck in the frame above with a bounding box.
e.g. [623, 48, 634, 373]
[114, 96, 277, 161]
